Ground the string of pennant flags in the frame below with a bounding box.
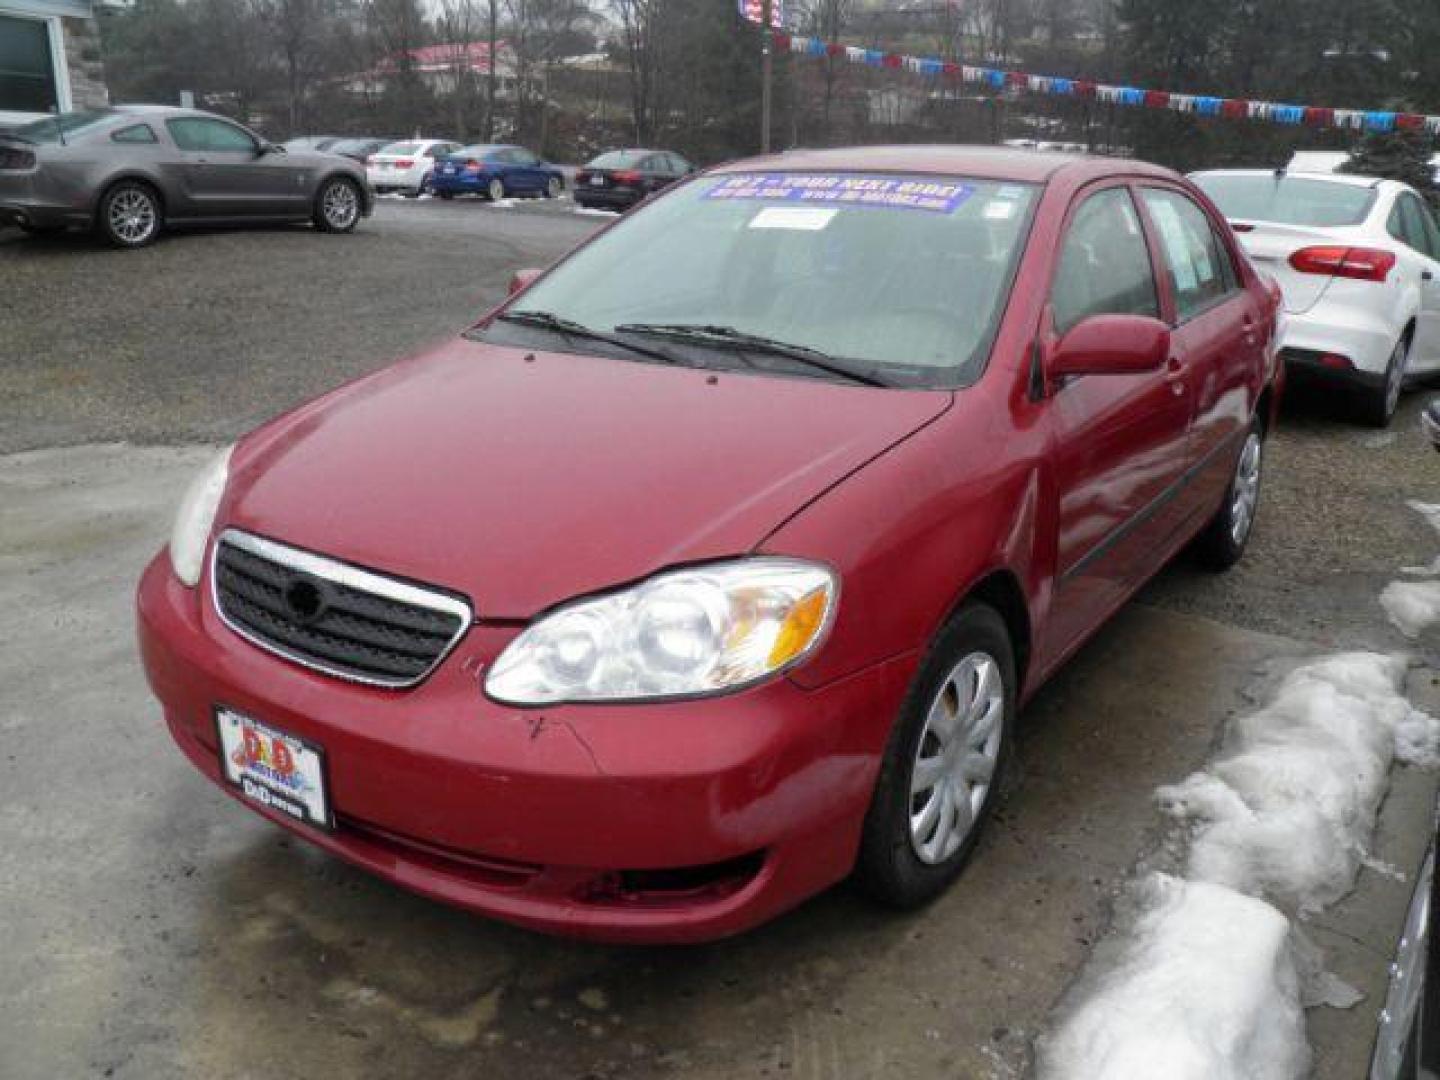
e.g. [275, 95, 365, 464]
[750, 22, 1440, 136]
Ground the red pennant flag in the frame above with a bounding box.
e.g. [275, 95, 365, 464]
[882, 53, 902, 68]
[826, 42, 845, 57]
[1220, 99, 1249, 119]
[1006, 71, 1028, 88]
[942, 61, 960, 78]
[1143, 90, 1170, 108]
[1303, 107, 1334, 127]
[1074, 80, 1097, 98]
[771, 30, 790, 50]
[1397, 113, 1425, 131]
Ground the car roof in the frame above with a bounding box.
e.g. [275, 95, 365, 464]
[1191, 167, 1385, 189]
[710, 144, 1175, 185]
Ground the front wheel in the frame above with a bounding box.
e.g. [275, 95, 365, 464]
[1193, 417, 1263, 570]
[544, 175, 563, 199]
[313, 177, 361, 233]
[486, 177, 505, 202]
[855, 603, 1014, 908]
[96, 181, 162, 248]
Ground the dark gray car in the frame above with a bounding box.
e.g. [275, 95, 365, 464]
[0, 105, 373, 248]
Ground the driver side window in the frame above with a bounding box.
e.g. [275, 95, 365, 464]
[1051, 187, 1160, 336]
[166, 117, 256, 154]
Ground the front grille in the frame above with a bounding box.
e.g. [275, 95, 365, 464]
[211, 530, 472, 688]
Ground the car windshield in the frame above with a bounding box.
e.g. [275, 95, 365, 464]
[379, 141, 420, 155]
[1193, 173, 1376, 227]
[9, 109, 115, 144]
[590, 150, 648, 169]
[481, 172, 1038, 388]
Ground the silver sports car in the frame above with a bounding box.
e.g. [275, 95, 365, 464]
[0, 105, 373, 248]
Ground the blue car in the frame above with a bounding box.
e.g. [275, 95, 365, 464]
[430, 144, 565, 201]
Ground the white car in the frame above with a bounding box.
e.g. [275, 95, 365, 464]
[366, 139, 462, 198]
[1191, 169, 1440, 425]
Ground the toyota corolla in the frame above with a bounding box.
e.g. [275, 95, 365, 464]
[137, 146, 1282, 943]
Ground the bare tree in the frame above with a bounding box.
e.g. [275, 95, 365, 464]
[435, 0, 485, 140]
[613, 0, 667, 144]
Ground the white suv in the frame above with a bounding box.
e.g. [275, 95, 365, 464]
[1191, 169, 1440, 425]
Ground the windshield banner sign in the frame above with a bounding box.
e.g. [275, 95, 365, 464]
[706, 174, 973, 213]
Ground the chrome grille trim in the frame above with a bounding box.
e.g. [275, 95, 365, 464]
[210, 528, 473, 689]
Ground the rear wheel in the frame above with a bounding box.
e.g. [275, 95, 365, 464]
[1361, 335, 1409, 428]
[1194, 416, 1264, 570]
[96, 181, 161, 248]
[313, 177, 361, 233]
[855, 603, 1014, 908]
[437, 190, 454, 200]
[486, 177, 505, 202]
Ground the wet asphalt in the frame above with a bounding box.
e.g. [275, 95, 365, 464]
[3, 197, 1439, 1079]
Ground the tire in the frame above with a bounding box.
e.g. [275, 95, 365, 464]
[313, 176, 362, 233]
[486, 177, 505, 202]
[1193, 415, 1264, 571]
[437, 190, 454, 200]
[1360, 334, 1409, 428]
[855, 602, 1015, 909]
[95, 180, 162, 248]
[545, 175, 563, 199]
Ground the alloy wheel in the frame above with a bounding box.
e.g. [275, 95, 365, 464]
[322, 181, 359, 229]
[109, 188, 157, 245]
[909, 652, 1005, 865]
[546, 176, 562, 198]
[488, 178, 505, 202]
[1229, 431, 1263, 545]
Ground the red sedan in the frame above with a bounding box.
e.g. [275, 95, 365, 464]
[137, 146, 1282, 943]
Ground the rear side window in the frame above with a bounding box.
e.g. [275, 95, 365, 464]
[1390, 194, 1440, 260]
[166, 117, 256, 153]
[1192, 173, 1375, 227]
[1141, 188, 1233, 321]
[111, 123, 157, 144]
[1051, 187, 1160, 335]
[380, 141, 420, 155]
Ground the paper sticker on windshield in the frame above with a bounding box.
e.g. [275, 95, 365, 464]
[748, 206, 838, 231]
[708, 174, 973, 214]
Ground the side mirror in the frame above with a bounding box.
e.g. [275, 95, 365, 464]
[508, 267, 542, 295]
[258, 141, 285, 156]
[1048, 314, 1170, 381]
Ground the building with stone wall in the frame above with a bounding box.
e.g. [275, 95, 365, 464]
[1, 0, 110, 126]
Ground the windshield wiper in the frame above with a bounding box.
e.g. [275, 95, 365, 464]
[612, 323, 889, 387]
[488, 310, 677, 366]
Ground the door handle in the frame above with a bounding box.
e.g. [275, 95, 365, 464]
[1164, 355, 1186, 395]
[1424, 270, 1434, 282]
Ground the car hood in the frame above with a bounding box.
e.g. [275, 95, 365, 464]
[224, 338, 951, 618]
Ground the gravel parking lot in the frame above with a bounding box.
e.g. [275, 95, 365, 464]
[2, 199, 1438, 1079]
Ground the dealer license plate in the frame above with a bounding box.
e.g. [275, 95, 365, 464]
[215, 708, 331, 830]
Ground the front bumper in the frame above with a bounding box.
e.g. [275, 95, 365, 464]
[137, 551, 915, 942]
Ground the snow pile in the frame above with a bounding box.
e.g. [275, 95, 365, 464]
[1041, 652, 1438, 1080]
[1157, 653, 1439, 912]
[1381, 581, 1440, 637]
[574, 206, 620, 217]
[1040, 874, 1309, 1080]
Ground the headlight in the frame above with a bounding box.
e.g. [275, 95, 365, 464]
[485, 559, 837, 704]
[169, 445, 233, 587]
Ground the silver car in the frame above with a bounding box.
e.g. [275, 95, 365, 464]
[0, 105, 373, 248]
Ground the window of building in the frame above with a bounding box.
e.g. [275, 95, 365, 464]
[0, 14, 59, 115]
